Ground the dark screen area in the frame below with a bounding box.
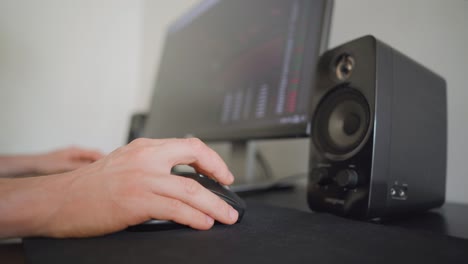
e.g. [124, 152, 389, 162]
[144, 0, 329, 140]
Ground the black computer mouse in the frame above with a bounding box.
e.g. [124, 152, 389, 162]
[175, 172, 246, 221]
[128, 172, 246, 232]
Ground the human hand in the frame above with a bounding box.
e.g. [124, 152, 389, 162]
[32, 147, 104, 176]
[38, 138, 238, 238]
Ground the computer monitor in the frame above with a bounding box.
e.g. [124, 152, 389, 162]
[144, 0, 333, 186]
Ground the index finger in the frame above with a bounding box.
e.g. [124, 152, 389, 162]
[156, 138, 234, 185]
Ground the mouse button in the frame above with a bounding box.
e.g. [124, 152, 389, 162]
[215, 192, 236, 204]
[212, 190, 246, 208]
[174, 172, 197, 180]
[176, 172, 216, 187]
[210, 190, 241, 208]
[198, 177, 225, 191]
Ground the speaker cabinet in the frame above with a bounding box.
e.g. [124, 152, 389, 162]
[308, 36, 447, 219]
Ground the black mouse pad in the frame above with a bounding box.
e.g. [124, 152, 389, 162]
[24, 202, 468, 264]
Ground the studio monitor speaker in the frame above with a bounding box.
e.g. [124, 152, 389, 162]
[308, 36, 447, 219]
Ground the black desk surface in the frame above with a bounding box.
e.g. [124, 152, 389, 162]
[243, 184, 468, 240]
[2, 184, 468, 264]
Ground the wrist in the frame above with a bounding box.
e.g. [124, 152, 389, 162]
[31, 173, 76, 237]
[0, 173, 74, 238]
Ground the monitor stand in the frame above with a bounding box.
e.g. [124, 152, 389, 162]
[227, 141, 294, 194]
[229, 141, 259, 185]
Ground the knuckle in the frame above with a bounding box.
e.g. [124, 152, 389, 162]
[167, 199, 185, 215]
[128, 146, 151, 163]
[215, 199, 229, 215]
[181, 178, 201, 196]
[186, 138, 205, 151]
[130, 138, 150, 147]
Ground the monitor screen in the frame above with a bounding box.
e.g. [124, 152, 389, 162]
[144, 0, 333, 141]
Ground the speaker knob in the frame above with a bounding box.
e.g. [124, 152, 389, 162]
[310, 168, 330, 185]
[336, 169, 359, 188]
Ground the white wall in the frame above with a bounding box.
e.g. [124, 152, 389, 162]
[0, 0, 142, 154]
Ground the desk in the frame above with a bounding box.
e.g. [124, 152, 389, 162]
[2, 183, 468, 264]
[242, 183, 468, 240]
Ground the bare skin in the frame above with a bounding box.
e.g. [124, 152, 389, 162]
[0, 138, 239, 239]
[0, 147, 104, 178]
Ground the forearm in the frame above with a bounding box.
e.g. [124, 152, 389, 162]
[0, 155, 41, 178]
[0, 174, 69, 238]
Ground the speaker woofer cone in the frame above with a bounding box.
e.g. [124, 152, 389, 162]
[313, 87, 370, 160]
